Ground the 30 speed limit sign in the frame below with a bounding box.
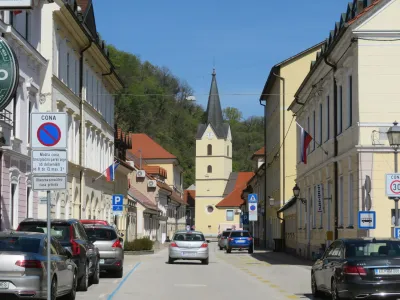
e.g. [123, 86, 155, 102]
[386, 174, 400, 198]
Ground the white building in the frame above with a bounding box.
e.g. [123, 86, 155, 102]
[0, 4, 47, 230]
[37, 0, 123, 220]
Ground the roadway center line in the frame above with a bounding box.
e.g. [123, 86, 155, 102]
[173, 284, 207, 287]
[107, 262, 141, 300]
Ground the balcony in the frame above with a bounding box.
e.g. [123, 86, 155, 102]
[0, 109, 13, 147]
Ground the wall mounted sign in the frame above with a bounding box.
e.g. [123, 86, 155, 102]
[0, 37, 19, 111]
[0, 0, 33, 9]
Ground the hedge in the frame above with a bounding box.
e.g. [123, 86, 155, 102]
[124, 237, 154, 251]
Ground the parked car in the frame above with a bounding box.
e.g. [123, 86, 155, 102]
[312, 238, 400, 299]
[17, 218, 100, 291]
[0, 231, 77, 300]
[168, 230, 210, 265]
[80, 220, 110, 226]
[226, 230, 253, 254]
[218, 231, 231, 250]
[83, 224, 124, 278]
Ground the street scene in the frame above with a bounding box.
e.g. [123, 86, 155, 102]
[1, 0, 400, 299]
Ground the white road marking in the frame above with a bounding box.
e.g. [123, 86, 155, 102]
[173, 284, 207, 287]
[98, 293, 106, 299]
[113, 279, 119, 283]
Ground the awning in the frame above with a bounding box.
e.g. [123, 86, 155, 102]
[277, 196, 297, 213]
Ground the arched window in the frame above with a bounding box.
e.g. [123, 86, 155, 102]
[227, 145, 230, 157]
[207, 144, 212, 155]
[207, 165, 212, 173]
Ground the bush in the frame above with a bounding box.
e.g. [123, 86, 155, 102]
[124, 237, 154, 251]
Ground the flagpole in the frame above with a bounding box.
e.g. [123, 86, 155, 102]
[296, 122, 328, 155]
[92, 160, 118, 183]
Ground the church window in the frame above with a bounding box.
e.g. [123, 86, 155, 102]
[207, 144, 212, 155]
[207, 165, 212, 173]
[206, 205, 214, 213]
[227, 145, 229, 156]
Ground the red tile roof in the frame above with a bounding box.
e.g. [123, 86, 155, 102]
[347, 0, 381, 25]
[216, 172, 255, 208]
[143, 166, 168, 178]
[127, 187, 159, 211]
[170, 191, 185, 205]
[76, 0, 90, 13]
[130, 134, 176, 160]
[184, 190, 195, 207]
[251, 146, 265, 159]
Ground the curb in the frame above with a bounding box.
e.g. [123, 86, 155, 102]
[124, 250, 154, 255]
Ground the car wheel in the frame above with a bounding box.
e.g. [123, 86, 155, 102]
[311, 272, 323, 297]
[226, 248, 231, 253]
[114, 268, 123, 278]
[77, 262, 89, 291]
[168, 257, 174, 264]
[219, 246, 223, 250]
[202, 258, 209, 265]
[91, 259, 100, 284]
[65, 272, 77, 300]
[331, 278, 339, 300]
[50, 277, 57, 300]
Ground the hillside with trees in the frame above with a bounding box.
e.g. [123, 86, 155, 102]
[108, 45, 264, 188]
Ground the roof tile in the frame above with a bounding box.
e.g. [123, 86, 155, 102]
[127, 187, 159, 211]
[130, 133, 176, 160]
[347, 0, 381, 25]
[183, 190, 195, 207]
[216, 172, 255, 208]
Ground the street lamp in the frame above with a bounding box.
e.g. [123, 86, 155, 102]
[292, 184, 307, 204]
[269, 196, 275, 207]
[387, 121, 400, 227]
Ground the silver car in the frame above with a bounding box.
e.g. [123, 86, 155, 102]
[0, 232, 77, 300]
[168, 231, 209, 265]
[83, 224, 124, 278]
[218, 231, 231, 250]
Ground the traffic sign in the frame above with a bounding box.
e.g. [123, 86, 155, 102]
[31, 113, 67, 149]
[358, 211, 376, 229]
[241, 212, 249, 225]
[32, 150, 68, 175]
[395, 227, 400, 239]
[32, 176, 67, 191]
[248, 194, 258, 222]
[0, 37, 19, 111]
[0, 1, 33, 9]
[112, 194, 124, 206]
[386, 174, 400, 198]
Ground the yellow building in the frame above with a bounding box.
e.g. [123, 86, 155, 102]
[260, 42, 323, 249]
[288, 0, 400, 259]
[194, 69, 254, 236]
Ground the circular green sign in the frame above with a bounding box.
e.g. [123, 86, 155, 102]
[0, 37, 19, 111]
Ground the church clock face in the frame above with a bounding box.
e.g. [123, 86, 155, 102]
[206, 132, 214, 140]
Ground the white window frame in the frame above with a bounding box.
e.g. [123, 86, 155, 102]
[226, 209, 234, 221]
[326, 95, 330, 142]
[348, 173, 354, 227]
[347, 75, 353, 129]
[337, 86, 343, 135]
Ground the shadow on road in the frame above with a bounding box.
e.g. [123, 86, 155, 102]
[248, 250, 313, 267]
[165, 261, 205, 265]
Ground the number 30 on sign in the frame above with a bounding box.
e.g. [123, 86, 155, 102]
[386, 174, 400, 198]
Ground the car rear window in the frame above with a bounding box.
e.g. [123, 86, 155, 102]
[173, 233, 205, 241]
[18, 223, 70, 242]
[84, 228, 117, 241]
[346, 241, 400, 257]
[222, 231, 230, 237]
[0, 237, 41, 253]
[230, 231, 250, 238]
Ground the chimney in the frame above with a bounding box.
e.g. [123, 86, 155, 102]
[357, 0, 365, 14]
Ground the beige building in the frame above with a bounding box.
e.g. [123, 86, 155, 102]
[260, 42, 323, 249]
[288, 0, 400, 259]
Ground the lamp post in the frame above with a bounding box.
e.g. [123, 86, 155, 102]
[387, 121, 400, 226]
[293, 184, 306, 204]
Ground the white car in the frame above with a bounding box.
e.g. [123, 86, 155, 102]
[168, 231, 209, 265]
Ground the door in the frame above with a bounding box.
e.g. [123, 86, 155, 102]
[53, 239, 74, 291]
[48, 238, 68, 292]
[76, 223, 97, 272]
[323, 241, 343, 291]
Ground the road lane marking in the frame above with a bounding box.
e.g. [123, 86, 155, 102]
[99, 294, 106, 299]
[174, 284, 207, 287]
[286, 296, 299, 299]
[107, 262, 141, 300]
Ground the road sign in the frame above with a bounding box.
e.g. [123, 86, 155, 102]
[0, 1, 33, 9]
[112, 194, 124, 206]
[358, 211, 376, 229]
[32, 150, 68, 175]
[248, 194, 258, 222]
[31, 113, 67, 149]
[32, 176, 67, 191]
[0, 37, 19, 111]
[395, 227, 400, 239]
[386, 174, 400, 198]
[241, 212, 249, 225]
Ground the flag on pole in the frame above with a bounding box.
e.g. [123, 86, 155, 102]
[13, 11, 23, 15]
[299, 124, 313, 164]
[105, 161, 120, 182]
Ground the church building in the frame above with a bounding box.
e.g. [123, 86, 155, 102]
[195, 70, 254, 236]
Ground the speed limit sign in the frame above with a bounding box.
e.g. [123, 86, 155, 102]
[386, 174, 400, 198]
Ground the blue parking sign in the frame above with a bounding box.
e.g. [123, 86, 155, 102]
[395, 227, 400, 239]
[112, 194, 124, 214]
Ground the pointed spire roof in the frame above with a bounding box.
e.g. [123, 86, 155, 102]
[196, 69, 229, 139]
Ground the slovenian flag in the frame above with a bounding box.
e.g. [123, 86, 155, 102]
[299, 125, 313, 164]
[106, 161, 120, 182]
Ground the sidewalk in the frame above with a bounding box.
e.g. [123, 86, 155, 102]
[251, 248, 313, 267]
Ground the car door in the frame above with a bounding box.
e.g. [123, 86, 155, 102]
[313, 247, 329, 290]
[54, 239, 74, 290]
[49, 238, 68, 292]
[323, 241, 343, 291]
[76, 223, 97, 273]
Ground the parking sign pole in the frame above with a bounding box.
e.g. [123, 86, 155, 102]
[252, 221, 255, 252]
[47, 190, 51, 300]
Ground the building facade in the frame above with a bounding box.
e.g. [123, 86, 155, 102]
[0, 5, 47, 230]
[288, 0, 400, 259]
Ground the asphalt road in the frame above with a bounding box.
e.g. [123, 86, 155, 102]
[75, 243, 319, 300]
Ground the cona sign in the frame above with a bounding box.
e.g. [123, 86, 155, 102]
[0, 0, 33, 9]
[0, 37, 19, 111]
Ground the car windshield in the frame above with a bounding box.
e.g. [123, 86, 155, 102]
[0, 237, 41, 253]
[230, 231, 250, 238]
[18, 223, 70, 242]
[174, 233, 205, 241]
[222, 231, 230, 237]
[346, 241, 400, 257]
[85, 228, 117, 241]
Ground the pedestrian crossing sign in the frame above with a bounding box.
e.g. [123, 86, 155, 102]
[248, 193, 258, 203]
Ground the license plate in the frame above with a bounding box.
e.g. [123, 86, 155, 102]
[236, 240, 245, 243]
[375, 268, 400, 275]
[99, 259, 105, 264]
[0, 282, 9, 289]
[181, 252, 195, 256]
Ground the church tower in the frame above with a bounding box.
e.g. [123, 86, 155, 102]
[195, 69, 232, 235]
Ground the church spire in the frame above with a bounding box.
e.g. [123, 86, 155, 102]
[206, 69, 224, 129]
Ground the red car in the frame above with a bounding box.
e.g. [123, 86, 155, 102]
[80, 220, 110, 226]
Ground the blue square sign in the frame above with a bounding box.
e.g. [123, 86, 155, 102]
[112, 194, 124, 213]
[395, 227, 400, 239]
[358, 211, 376, 229]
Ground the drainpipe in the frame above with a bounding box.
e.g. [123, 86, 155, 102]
[276, 210, 285, 251]
[259, 97, 266, 248]
[323, 55, 338, 241]
[0, 150, 2, 231]
[79, 41, 92, 219]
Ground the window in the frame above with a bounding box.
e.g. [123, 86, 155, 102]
[338, 86, 343, 135]
[326, 95, 330, 141]
[207, 165, 212, 173]
[227, 145, 229, 157]
[226, 210, 234, 221]
[85, 70, 89, 100]
[312, 110, 315, 150]
[58, 40, 62, 80]
[339, 176, 344, 226]
[348, 173, 354, 227]
[327, 182, 332, 230]
[206, 205, 214, 213]
[25, 12, 31, 42]
[28, 100, 33, 143]
[26, 187, 31, 218]
[11, 183, 17, 228]
[13, 96, 18, 137]
[348, 75, 353, 128]
[319, 103, 322, 145]
[207, 144, 212, 156]
[66, 52, 70, 88]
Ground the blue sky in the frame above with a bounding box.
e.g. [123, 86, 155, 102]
[94, 0, 351, 118]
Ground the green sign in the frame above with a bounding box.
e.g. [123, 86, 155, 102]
[0, 37, 18, 111]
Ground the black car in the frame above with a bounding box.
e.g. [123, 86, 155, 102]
[17, 218, 100, 291]
[312, 238, 400, 299]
